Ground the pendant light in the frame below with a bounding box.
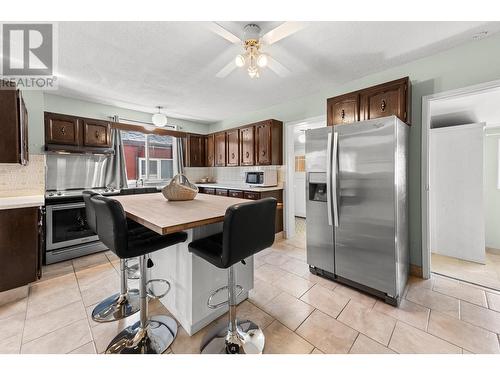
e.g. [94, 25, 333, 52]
[152, 106, 168, 127]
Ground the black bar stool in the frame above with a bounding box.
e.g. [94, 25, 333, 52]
[83, 191, 141, 322]
[91, 195, 187, 354]
[188, 197, 277, 354]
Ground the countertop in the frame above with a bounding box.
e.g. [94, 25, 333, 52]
[113, 192, 249, 234]
[0, 194, 45, 210]
[195, 183, 283, 192]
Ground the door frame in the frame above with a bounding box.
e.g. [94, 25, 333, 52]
[284, 115, 326, 239]
[421, 79, 500, 279]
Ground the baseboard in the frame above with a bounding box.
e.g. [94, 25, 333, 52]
[0, 284, 29, 306]
[486, 247, 500, 255]
[410, 264, 423, 278]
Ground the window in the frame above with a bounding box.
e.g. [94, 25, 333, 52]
[121, 130, 174, 186]
[138, 158, 173, 181]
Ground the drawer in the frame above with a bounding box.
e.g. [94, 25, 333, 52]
[203, 188, 215, 195]
[215, 189, 228, 196]
[243, 191, 261, 200]
[228, 190, 244, 198]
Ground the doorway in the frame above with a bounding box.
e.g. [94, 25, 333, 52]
[422, 81, 500, 290]
[284, 116, 326, 241]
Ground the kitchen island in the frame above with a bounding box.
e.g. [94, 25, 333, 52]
[112, 193, 253, 335]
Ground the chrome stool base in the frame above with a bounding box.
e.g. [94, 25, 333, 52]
[126, 261, 140, 280]
[92, 290, 140, 322]
[200, 319, 265, 354]
[105, 315, 178, 354]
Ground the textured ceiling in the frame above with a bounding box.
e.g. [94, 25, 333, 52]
[52, 21, 500, 124]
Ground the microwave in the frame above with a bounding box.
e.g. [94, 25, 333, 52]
[245, 170, 278, 187]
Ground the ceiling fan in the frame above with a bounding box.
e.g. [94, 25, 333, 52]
[209, 22, 305, 79]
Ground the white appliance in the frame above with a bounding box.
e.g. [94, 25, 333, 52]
[245, 170, 278, 187]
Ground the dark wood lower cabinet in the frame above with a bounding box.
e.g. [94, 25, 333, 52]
[215, 188, 228, 196]
[228, 190, 244, 198]
[0, 207, 42, 292]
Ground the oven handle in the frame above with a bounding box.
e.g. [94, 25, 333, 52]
[48, 202, 86, 211]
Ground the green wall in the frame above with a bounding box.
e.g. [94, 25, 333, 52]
[209, 33, 500, 267]
[485, 131, 500, 250]
[24, 93, 211, 154]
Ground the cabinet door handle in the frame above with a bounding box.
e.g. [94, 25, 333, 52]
[231, 152, 235, 159]
[381, 99, 386, 111]
[341, 109, 345, 119]
[95, 131, 100, 139]
[261, 150, 266, 156]
[60, 126, 66, 135]
[246, 151, 250, 158]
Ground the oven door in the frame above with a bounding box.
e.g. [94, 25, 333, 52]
[46, 202, 99, 250]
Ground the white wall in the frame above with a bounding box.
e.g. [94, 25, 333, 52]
[485, 131, 500, 250]
[294, 142, 306, 217]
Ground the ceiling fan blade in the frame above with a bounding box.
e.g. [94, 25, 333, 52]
[216, 60, 237, 78]
[267, 56, 291, 78]
[261, 22, 305, 45]
[208, 22, 241, 44]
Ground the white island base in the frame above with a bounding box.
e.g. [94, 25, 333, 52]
[149, 222, 254, 336]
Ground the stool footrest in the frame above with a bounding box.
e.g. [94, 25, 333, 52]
[146, 278, 171, 299]
[207, 285, 244, 309]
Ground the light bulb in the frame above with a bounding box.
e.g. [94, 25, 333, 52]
[257, 53, 268, 68]
[235, 54, 245, 67]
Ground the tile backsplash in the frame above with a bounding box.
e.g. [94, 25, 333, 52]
[184, 165, 285, 185]
[0, 154, 46, 196]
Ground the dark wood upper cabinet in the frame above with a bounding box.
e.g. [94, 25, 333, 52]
[45, 112, 80, 146]
[226, 129, 240, 167]
[82, 118, 112, 148]
[205, 134, 214, 167]
[184, 119, 282, 169]
[360, 77, 410, 123]
[255, 120, 282, 166]
[214, 132, 226, 167]
[0, 207, 41, 292]
[189, 134, 205, 167]
[327, 92, 359, 126]
[326, 77, 411, 126]
[239, 125, 255, 166]
[0, 84, 29, 165]
[45, 112, 113, 152]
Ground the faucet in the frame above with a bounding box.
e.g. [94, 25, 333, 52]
[136, 178, 144, 187]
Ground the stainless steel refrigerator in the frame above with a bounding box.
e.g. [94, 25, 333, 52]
[305, 115, 409, 305]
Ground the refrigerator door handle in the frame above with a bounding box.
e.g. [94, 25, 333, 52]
[332, 131, 339, 227]
[326, 132, 333, 226]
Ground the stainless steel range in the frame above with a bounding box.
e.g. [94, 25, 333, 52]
[44, 153, 120, 264]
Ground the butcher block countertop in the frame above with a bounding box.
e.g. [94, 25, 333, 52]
[112, 192, 249, 235]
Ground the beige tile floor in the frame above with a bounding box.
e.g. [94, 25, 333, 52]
[432, 251, 500, 291]
[1, 237, 500, 354]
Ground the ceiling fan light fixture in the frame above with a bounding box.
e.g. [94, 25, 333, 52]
[152, 106, 167, 127]
[256, 53, 268, 68]
[235, 54, 246, 67]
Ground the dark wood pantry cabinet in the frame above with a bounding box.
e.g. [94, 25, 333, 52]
[0, 82, 29, 165]
[327, 77, 411, 126]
